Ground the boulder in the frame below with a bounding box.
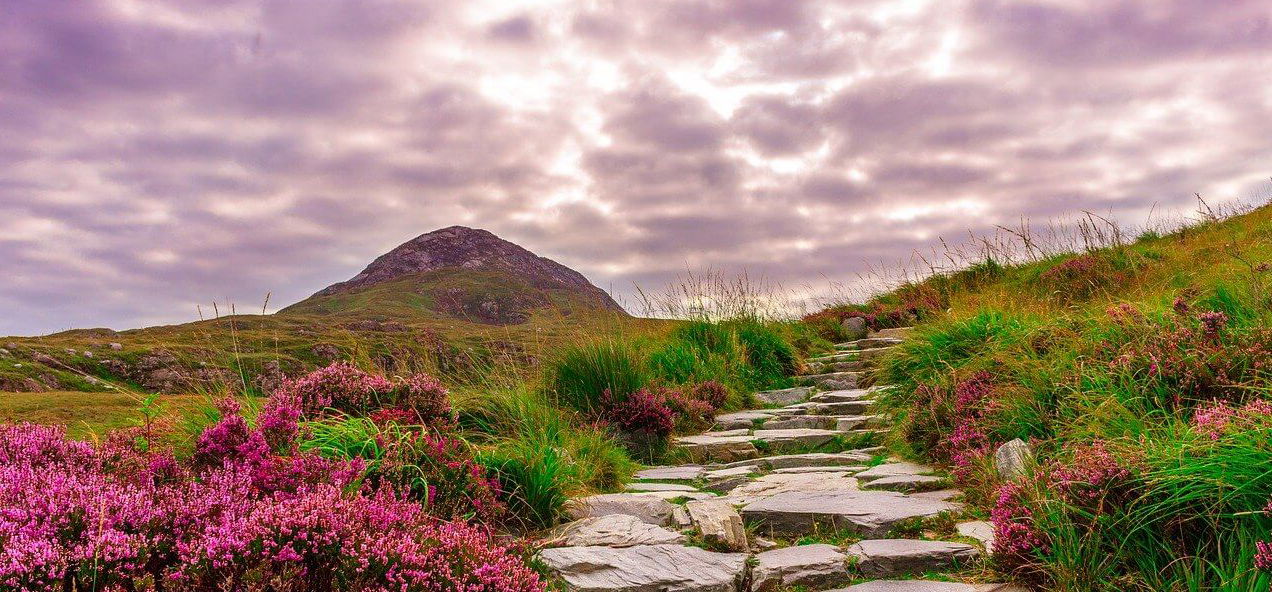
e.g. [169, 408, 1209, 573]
[547, 514, 686, 548]
[685, 499, 748, 551]
[751, 544, 851, 592]
[742, 490, 961, 537]
[565, 494, 678, 526]
[842, 316, 870, 340]
[537, 544, 746, 592]
[846, 539, 981, 576]
[108, 342, 123, 351]
[994, 439, 1034, 480]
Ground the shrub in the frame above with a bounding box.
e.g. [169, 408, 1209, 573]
[600, 388, 674, 440]
[394, 372, 455, 426]
[690, 380, 729, 410]
[275, 361, 393, 417]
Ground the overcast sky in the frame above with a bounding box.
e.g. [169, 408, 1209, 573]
[2, 0, 1270, 335]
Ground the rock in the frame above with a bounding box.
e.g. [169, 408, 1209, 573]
[753, 537, 778, 551]
[861, 475, 946, 493]
[0, 349, 8, 357]
[4, 342, 17, 351]
[871, 327, 914, 339]
[565, 494, 679, 526]
[640, 491, 718, 501]
[797, 371, 861, 390]
[310, 343, 340, 361]
[755, 387, 811, 406]
[707, 429, 752, 437]
[751, 428, 838, 448]
[672, 507, 693, 529]
[725, 471, 859, 505]
[911, 489, 962, 501]
[703, 475, 752, 494]
[713, 411, 774, 430]
[742, 490, 962, 537]
[762, 416, 832, 430]
[626, 482, 700, 493]
[32, 352, 58, 366]
[547, 514, 686, 548]
[761, 451, 876, 470]
[538, 544, 746, 592]
[674, 434, 759, 462]
[828, 582, 1024, 592]
[854, 462, 937, 483]
[108, 342, 123, 351]
[846, 539, 981, 577]
[812, 389, 874, 403]
[686, 499, 747, 551]
[635, 465, 706, 481]
[835, 415, 883, 431]
[842, 316, 869, 340]
[956, 521, 995, 553]
[752, 544, 851, 592]
[81, 350, 93, 358]
[809, 400, 875, 415]
[994, 439, 1034, 480]
[771, 465, 866, 474]
[703, 466, 757, 479]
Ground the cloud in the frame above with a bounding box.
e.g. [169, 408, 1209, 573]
[0, 0, 1269, 335]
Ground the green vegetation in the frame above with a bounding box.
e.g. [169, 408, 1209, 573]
[819, 202, 1272, 590]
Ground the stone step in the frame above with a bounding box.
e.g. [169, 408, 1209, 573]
[835, 415, 887, 431]
[871, 326, 915, 339]
[795, 371, 864, 390]
[831, 581, 1025, 592]
[809, 346, 897, 365]
[846, 539, 982, 577]
[853, 462, 940, 483]
[546, 515, 686, 548]
[715, 450, 878, 471]
[634, 465, 706, 481]
[712, 410, 775, 430]
[741, 489, 962, 538]
[755, 386, 812, 406]
[750, 428, 841, 447]
[809, 400, 876, 415]
[752, 544, 853, 592]
[537, 544, 747, 592]
[811, 388, 876, 403]
[806, 359, 868, 373]
[861, 474, 947, 493]
[834, 337, 904, 351]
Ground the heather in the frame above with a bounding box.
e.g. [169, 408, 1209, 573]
[818, 203, 1272, 590]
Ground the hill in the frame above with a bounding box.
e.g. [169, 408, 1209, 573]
[0, 226, 636, 395]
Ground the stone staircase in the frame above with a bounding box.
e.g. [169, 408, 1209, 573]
[538, 328, 1018, 592]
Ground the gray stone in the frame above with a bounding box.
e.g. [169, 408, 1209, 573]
[762, 415, 832, 430]
[706, 428, 752, 437]
[956, 521, 995, 554]
[912, 489, 962, 501]
[752, 544, 851, 592]
[713, 411, 774, 430]
[842, 316, 870, 340]
[861, 475, 947, 493]
[772, 465, 867, 474]
[703, 475, 752, 494]
[640, 491, 718, 501]
[742, 490, 962, 537]
[797, 371, 861, 390]
[810, 400, 875, 415]
[994, 439, 1034, 480]
[538, 544, 746, 592]
[854, 462, 937, 483]
[686, 499, 748, 551]
[756, 387, 811, 406]
[566, 494, 678, 526]
[808, 360, 866, 373]
[836, 415, 884, 431]
[761, 452, 876, 470]
[626, 482, 700, 493]
[751, 428, 838, 447]
[703, 465, 758, 479]
[812, 389, 875, 403]
[674, 434, 759, 462]
[828, 582, 1024, 592]
[548, 514, 686, 548]
[635, 465, 705, 481]
[846, 539, 981, 577]
[672, 507, 693, 529]
[871, 327, 914, 339]
[107, 342, 123, 351]
[725, 471, 859, 505]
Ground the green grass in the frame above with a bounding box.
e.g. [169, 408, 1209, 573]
[0, 390, 208, 440]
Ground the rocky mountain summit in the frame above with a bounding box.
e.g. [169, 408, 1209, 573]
[309, 226, 623, 311]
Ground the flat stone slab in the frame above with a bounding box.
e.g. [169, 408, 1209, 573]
[762, 415, 833, 430]
[703, 465, 758, 479]
[640, 490, 718, 501]
[854, 462, 938, 483]
[538, 544, 746, 592]
[713, 411, 774, 430]
[835, 337, 904, 350]
[836, 415, 884, 431]
[674, 434, 759, 462]
[685, 499, 747, 552]
[912, 489, 962, 501]
[871, 327, 914, 339]
[756, 386, 811, 406]
[706, 428, 752, 437]
[808, 360, 866, 373]
[566, 493, 679, 526]
[742, 490, 962, 537]
[862, 475, 947, 492]
[752, 543, 852, 592]
[635, 465, 705, 481]
[797, 371, 862, 390]
[846, 539, 981, 577]
[760, 451, 877, 470]
[772, 465, 867, 474]
[626, 482, 700, 493]
[547, 514, 686, 548]
[810, 400, 875, 415]
[724, 472, 859, 505]
[807, 352, 859, 363]
[812, 389, 875, 403]
[751, 428, 839, 447]
[956, 521, 995, 553]
[829, 583, 1024, 592]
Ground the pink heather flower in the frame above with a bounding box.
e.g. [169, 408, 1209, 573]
[274, 362, 393, 417]
[393, 372, 455, 427]
[690, 380, 729, 410]
[1172, 297, 1190, 316]
[600, 388, 675, 438]
[1199, 310, 1228, 339]
[1047, 441, 1134, 506]
[1257, 541, 1272, 571]
[991, 482, 1049, 561]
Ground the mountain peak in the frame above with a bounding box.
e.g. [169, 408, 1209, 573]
[291, 225, 625, 323]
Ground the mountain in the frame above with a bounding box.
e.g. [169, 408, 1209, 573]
[280, 226, 625, 324]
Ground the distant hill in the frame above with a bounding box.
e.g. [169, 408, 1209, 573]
[0, 226, 637, 394]
[281, 226, 625, 324]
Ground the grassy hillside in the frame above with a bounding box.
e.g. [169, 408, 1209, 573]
[814, 203, 1272, 590]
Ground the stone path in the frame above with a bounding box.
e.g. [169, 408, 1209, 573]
[539, 327, 1020, 592]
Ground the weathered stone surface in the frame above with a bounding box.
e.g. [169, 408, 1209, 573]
[828, 582, 1024, 592]
[713, 411, 774, 430]
[994, 439, 1033, 480]
[674, 434, 759, 462]
[640, 491, 718, 501]
[742, 490, 961, 537]
[835, 415, 884, 431]
[762, 416, 832, 430]
[703, 475, 752, 494]
[812, 389, 875, 403]
[810, 400, 875, 415]
[725, 472, 859, 505]
[755, 387, 811, 406]
[956, 521, 995, 553]
[808, 360, 866, 373]
[566, 494, 678, 526]
[635, 465, 705, 481]
[538, 544, 746, 592]
[807, 352, 858, 363]
[626, 482, 700, 493]
[704, 466, 758, 479]
[752, 544, 851, 592]
[751, 428, 838, 447]
[686, 499, 748, 552]
[871, 327, 914, 339]
[861, 475, 946, 493]
[772, 465, 866, 474]
[761, 451, 875, 470]
[854, 462, 937, 483]
[842, 316, 870, 340]
[707, 429, 752, 437]
[797, 371, 861, 390]
[911, 489, 962, 501]
[548, 515, 686, 548]
[846, 539, 981, 577]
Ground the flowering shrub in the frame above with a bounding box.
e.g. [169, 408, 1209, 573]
[276, 361, 394, 416]
[373, 430, 504, 523]
[394, 372, 455, 426]
[1258, 499, 1272, 572]
[1038, 254, 1119, 300]
[664, 387, 715, 432]
[1046, 441, 1137, 507]
[1192, 398, 1272, 440]
[0, 416, 541, 592]
[690, 380, 729, 410]
[991, 481, 1049, 572]
[600, 388, 675, 439]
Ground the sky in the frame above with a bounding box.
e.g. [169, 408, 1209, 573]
[2, 0, 1271, 335]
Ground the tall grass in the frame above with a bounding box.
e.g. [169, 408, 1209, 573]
[546, 339, 650, 413]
